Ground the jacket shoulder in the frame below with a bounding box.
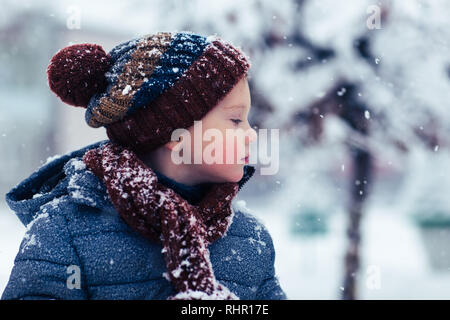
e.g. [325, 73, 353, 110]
[1, 195, 88, 300]
[15, 196, 79, 264]
[229, 200, 274, 246]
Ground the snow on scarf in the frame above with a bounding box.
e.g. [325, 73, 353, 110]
[82, 142, 240, 300]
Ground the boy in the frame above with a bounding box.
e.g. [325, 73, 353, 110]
[3, 31, 286, 300]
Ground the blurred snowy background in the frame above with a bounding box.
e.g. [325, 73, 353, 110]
[1, 0, 450, 299]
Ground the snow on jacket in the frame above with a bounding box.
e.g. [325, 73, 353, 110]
[2, 140, 287, 300]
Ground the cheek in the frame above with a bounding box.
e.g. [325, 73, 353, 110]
[223, 134, 246, 163]
[197, 116, 246, 165]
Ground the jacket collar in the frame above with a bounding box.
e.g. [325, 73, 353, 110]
[154, 165, 255, 205]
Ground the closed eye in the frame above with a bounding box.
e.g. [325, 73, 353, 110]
[231, 119, 242, 125]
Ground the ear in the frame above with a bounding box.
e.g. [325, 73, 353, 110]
[164, 135, 182, 151]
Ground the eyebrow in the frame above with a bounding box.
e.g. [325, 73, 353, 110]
[223, 104, 247, 110]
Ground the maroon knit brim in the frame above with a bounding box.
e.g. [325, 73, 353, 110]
[105, 40, 250, 155]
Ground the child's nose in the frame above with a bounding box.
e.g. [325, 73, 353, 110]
[245, 127, 257, 144]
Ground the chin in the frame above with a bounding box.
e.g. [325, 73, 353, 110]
[204, 165, 244, 184]
[226, 167, 244, 183]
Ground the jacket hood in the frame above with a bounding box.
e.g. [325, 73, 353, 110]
[5, 139, 255, 227]
[5, 140, 111, 226]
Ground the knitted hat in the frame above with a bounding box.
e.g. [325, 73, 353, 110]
[47, 31, 251, 154]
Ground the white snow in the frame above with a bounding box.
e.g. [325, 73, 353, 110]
[171, 266, 182, 278]
[147, 48, 162, 57]
[70, 159, 86, 171]
[2, 0, 449, 300]
[71, 190, 96, 206]
[336, 87, 346, 96]
[1, 184, 450, 299]
[240, 190, 450, 299]
[121, 84, 132, 95]
[20, 234, 39, 254]
[44, 154, 62, 165]
[25, 212, 49, 233]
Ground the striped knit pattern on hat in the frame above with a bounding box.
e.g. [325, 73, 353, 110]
[85, 31, 251, 154]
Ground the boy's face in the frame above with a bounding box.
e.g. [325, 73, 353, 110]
[181, 76, 257, 184]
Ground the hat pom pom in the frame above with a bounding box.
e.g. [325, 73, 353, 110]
[47, 43, 111, 108]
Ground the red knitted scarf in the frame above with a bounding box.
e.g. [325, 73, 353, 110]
[82, 142, 243, 300]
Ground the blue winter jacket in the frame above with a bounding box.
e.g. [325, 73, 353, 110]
[2, 140, 287, 300]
